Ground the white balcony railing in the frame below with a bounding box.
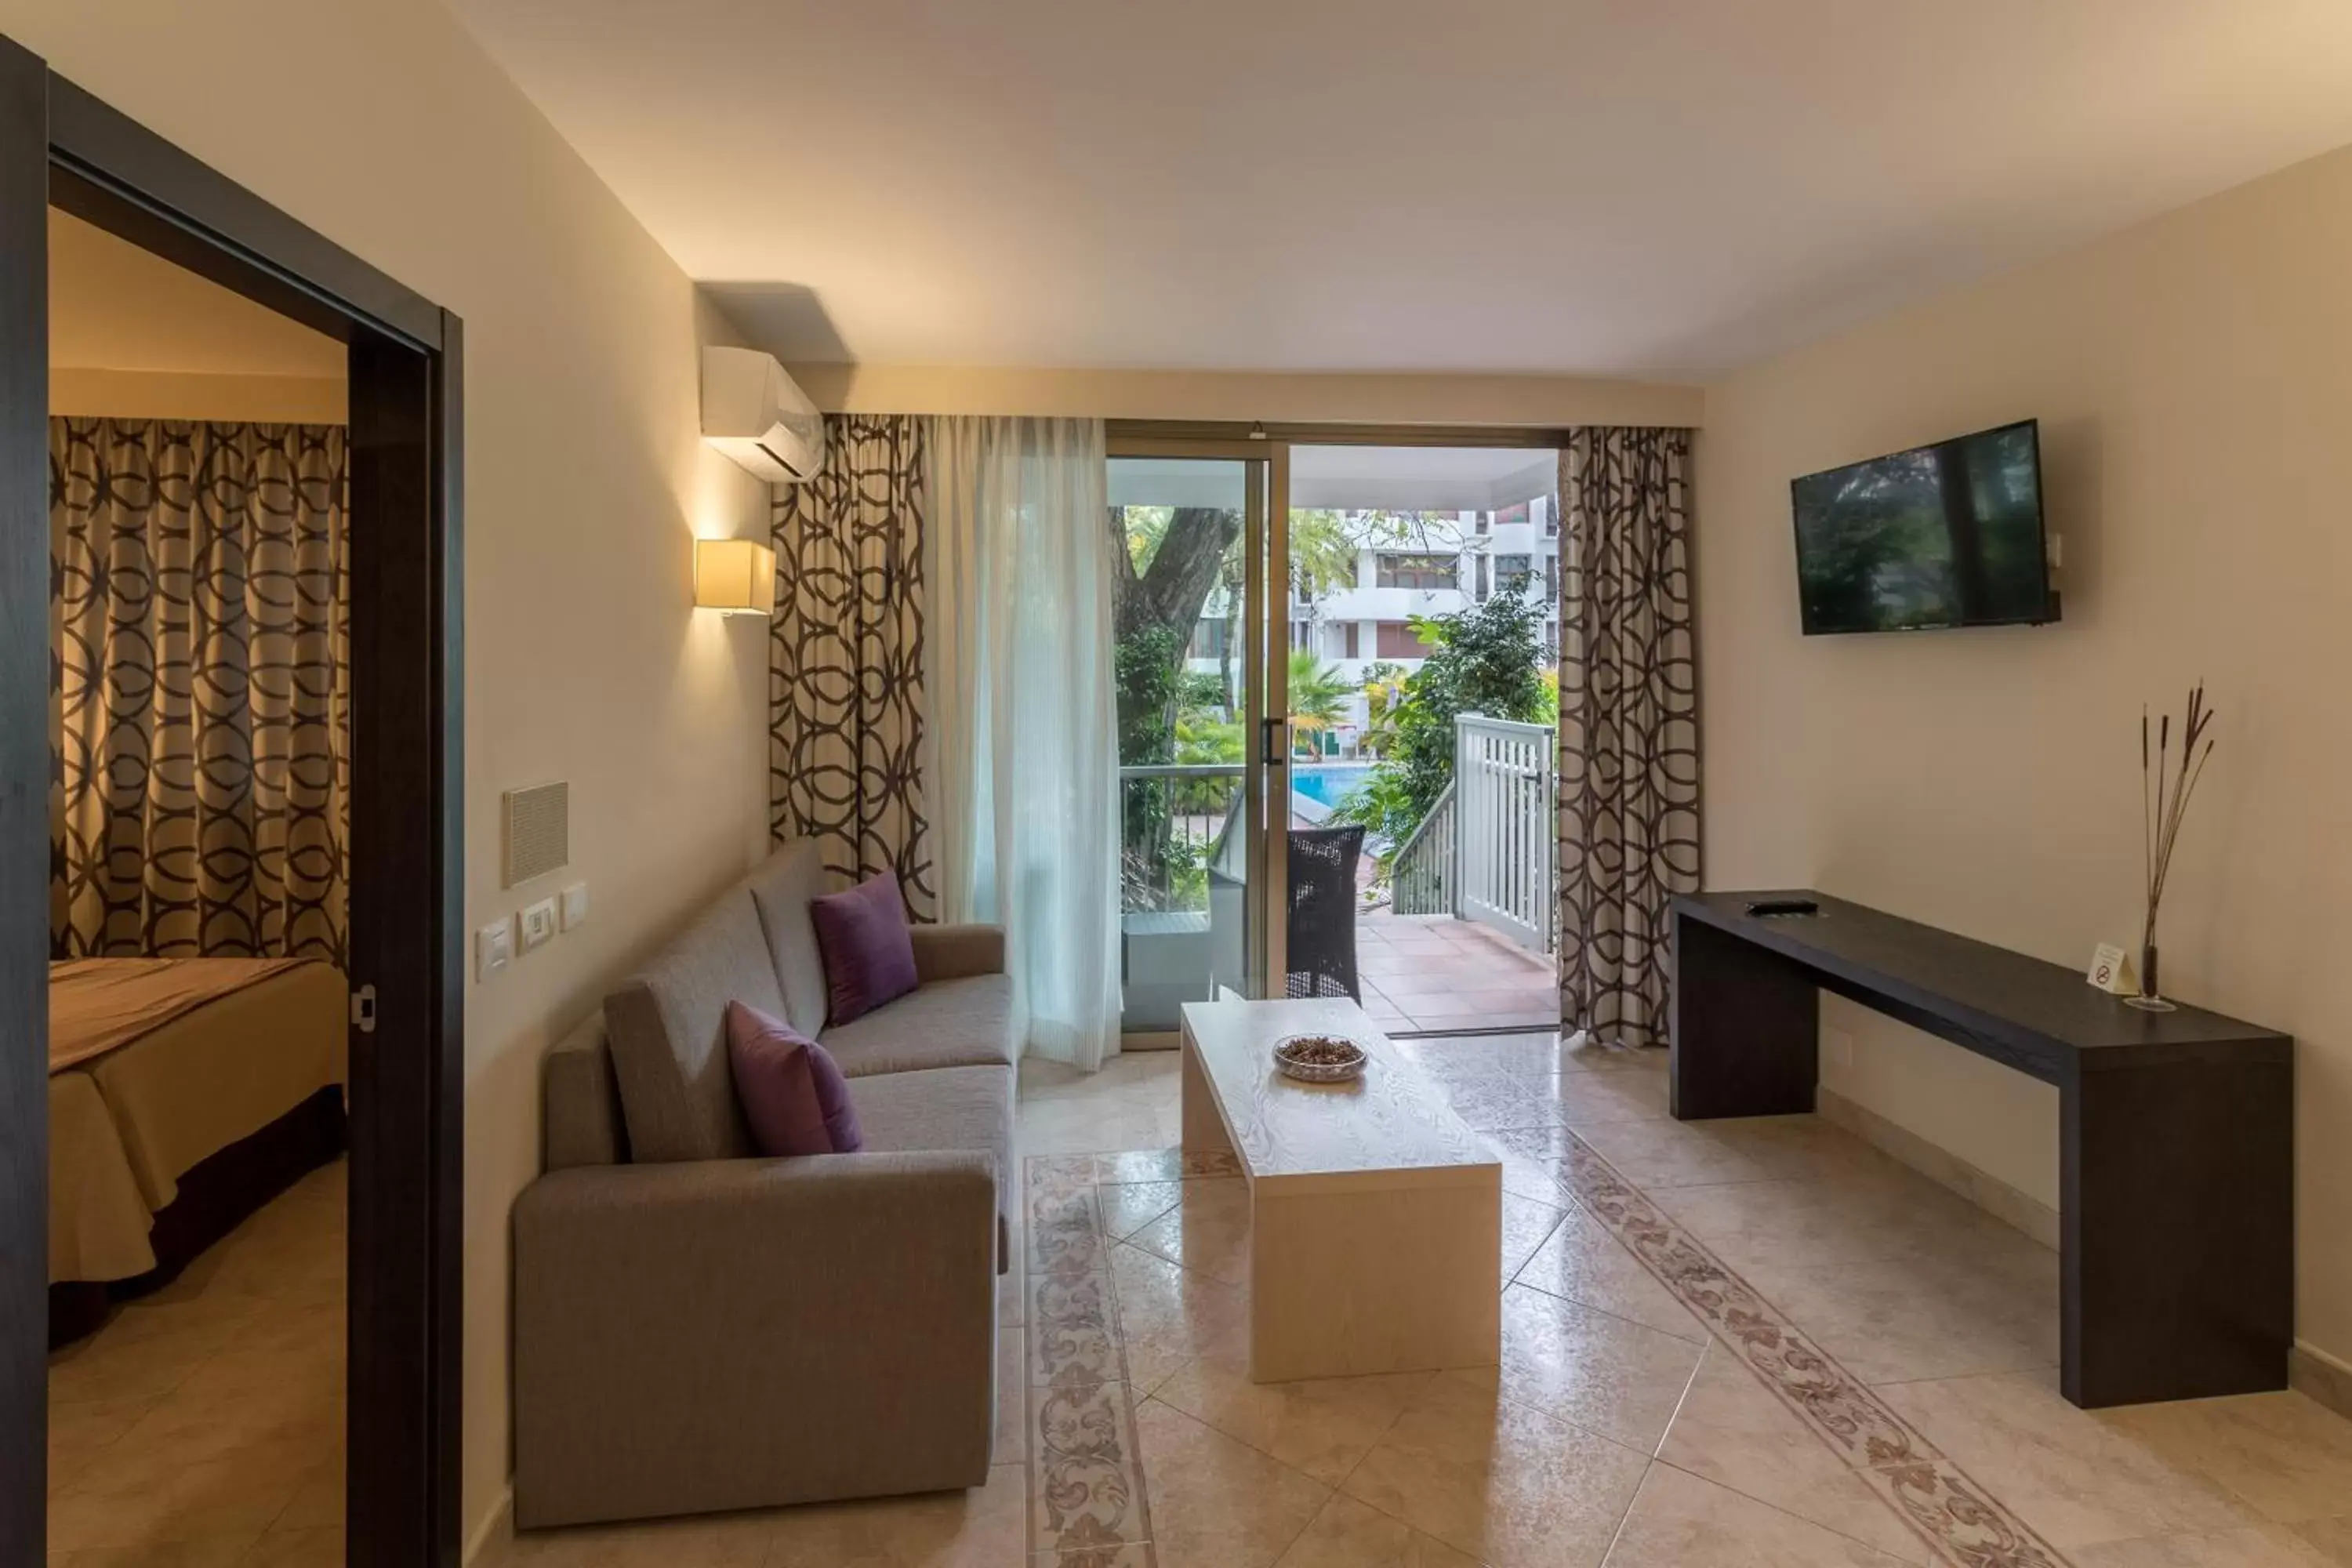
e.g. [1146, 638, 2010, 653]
[1117, 764, 1248, 1030]
[1454, 713, 1557, 953]
[1117, 764, 1244, 914]
[1388, 713, 1556, 953]
[1390, 782, 1455, 917]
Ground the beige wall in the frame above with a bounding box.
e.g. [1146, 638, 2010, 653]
[793, 361, 1704, 428]
[51, 208, 349, 421]
[3, 0, 773, 1547]
[49, 369, 346, 423]
[1699, 143, 2352, 1370]
[50, 207, 347, 377]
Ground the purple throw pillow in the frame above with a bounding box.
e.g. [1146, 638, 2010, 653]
[726, 1001, 863, 1155]
[809, 872, 920, 1026]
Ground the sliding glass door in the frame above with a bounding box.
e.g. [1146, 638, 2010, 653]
[1105, 448, 1282, 1033]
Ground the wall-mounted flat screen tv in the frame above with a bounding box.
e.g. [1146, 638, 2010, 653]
[1791, 419, 2056, 635]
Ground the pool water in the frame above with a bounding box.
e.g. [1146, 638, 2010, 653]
[1290, 764, 1373, 809]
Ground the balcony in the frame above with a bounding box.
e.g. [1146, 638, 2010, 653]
[1356, 912, 1559, 1033]
[1117, 750, 1558, 1036]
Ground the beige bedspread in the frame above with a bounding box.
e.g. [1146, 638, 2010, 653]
[90, 961, 347, 1211]
[50, 1069, 159, 1284]
[46, 959, 347, 1284]
[49, 956, 307, 1072]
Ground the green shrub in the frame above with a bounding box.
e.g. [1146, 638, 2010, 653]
[1337, 591, 1548, 846]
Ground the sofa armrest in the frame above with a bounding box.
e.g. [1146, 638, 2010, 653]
[543, 1012, 625, 1171]
[911, 922, 1005, 982]
[513, 1151, 997, 1528]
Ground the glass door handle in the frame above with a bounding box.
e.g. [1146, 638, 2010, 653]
[1261, 717, 1287, 766]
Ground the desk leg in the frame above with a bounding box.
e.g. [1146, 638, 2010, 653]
[1671, 913, 1819, 1120]
[2063, 1058, 2293, 1406]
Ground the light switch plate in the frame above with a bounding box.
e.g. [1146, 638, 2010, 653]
[519, 898, 557, 953]
[476, 920, 514, 982]
[1823, 1025, 1854, 1070]
[559, 882, 589, 932]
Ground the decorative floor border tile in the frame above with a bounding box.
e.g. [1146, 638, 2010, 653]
[1020, 1146, 1245, 1563]
[1024, 1154, 1159, 1566]
[1559, 1134, 2072, 1568]
[1030, 1376, 1148, 1564]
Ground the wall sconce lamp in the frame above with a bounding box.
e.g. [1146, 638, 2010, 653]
[694, 537, 776, 617]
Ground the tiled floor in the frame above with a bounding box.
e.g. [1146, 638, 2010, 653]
[53, 1044, 2352, 1568]
[1356, 913, 1557, 1033]
[45, 1158, 347, 1568]
[1004, 1038, 2352, 1568]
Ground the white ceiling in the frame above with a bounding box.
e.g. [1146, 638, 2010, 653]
[1292, 445, 1555, 510]
[452, 0, 2352, 379]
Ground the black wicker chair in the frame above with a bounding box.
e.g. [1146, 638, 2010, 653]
[1285, 825, 1364, 1001]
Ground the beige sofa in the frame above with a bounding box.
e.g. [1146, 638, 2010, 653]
[511, 840, 1015, 1530]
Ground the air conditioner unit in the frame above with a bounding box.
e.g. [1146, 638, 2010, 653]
[700, 347, 826, 484]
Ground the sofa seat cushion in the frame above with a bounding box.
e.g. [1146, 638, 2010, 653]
[818, 975, 1016, 1079]
[848, 1065, 1015, 1246]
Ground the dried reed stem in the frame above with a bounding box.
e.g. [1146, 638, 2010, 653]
[2141, 682, 2216, 956]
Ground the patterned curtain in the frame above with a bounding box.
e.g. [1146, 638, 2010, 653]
[49, 418, 350, 964]
[770, 414, 937, 918]
[1557, 427, 1700, 1047]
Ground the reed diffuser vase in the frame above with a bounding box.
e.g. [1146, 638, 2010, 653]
[2134, 684, 2217, 1013]
[2135, 941, 2164, 1009]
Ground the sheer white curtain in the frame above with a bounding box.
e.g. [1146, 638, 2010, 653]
[925, 417, 1121, 1069]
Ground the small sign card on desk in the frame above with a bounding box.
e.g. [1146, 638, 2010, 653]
[2087, 942, 2136, 996]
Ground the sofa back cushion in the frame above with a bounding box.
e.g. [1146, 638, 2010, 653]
[810, 873, 921, 1026]
[603, 889, 786, 1163]
[746, 839, 831, 1038]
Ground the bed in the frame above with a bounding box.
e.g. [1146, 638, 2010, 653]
[47, 957, 349, 1342]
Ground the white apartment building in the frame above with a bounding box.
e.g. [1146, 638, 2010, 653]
[1187, 492, 1562, 752]
[1291, 493, 1562, 676]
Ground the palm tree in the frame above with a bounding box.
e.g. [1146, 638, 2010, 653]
[1358, 661, 1409, 758]
[1287, 648, 1353, 758]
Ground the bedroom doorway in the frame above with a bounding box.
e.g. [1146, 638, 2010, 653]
[1, 42, 464, 1568]
[44, 204, 358, 1558]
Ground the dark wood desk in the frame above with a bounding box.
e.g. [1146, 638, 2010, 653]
[1671, 890, 2293, 1408]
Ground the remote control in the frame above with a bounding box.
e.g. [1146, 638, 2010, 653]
[1745, 898, 1820, 918]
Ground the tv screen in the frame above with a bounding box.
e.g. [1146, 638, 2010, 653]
[1791, 419, 2056, 635]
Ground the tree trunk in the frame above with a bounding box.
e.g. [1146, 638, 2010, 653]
[1216, 554, 1241, 709]
[1113, 506, 1244, 648]
[1110, 504, 1244, 912]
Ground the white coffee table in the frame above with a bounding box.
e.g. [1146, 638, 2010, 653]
[1178, 996, 1501, 1383]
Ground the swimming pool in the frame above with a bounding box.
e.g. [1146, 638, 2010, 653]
[1290, 764, 1373, 810]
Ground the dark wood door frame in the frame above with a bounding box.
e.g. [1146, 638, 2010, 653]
[1, 38, 464, 1568]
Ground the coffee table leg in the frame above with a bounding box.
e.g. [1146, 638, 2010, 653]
[1181, 1027, 1234, 1158]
